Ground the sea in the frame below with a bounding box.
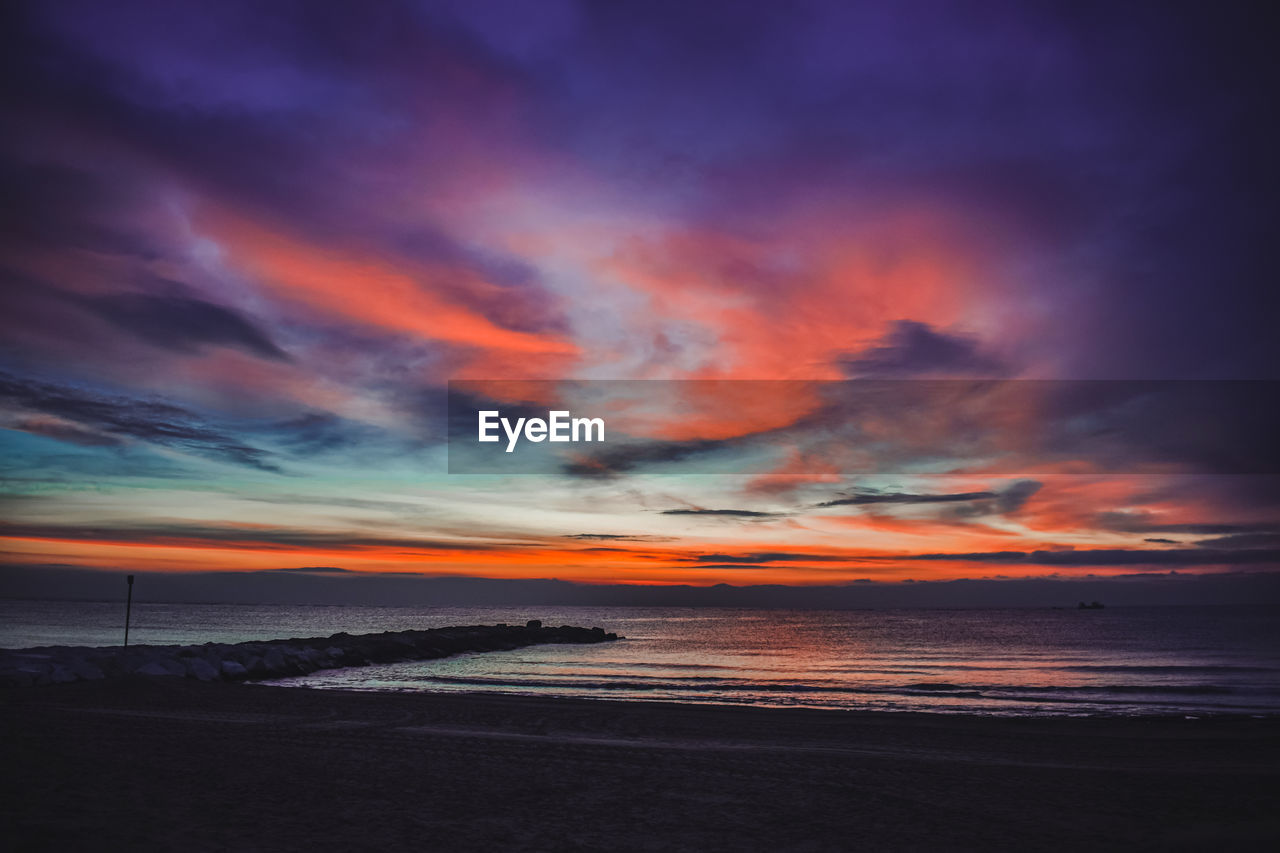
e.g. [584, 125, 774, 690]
[3, 600, 1278, 717]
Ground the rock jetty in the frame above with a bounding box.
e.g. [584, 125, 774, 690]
[0, 622, 620, 688]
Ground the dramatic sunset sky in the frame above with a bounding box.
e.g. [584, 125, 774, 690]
[2, 0, 1277, 601]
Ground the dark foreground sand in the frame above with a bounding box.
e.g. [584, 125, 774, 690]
[3, 680, 1278, 852]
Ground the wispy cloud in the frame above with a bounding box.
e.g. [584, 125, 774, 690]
[817, 490, 996, 508]
[68, 289, 288, 361]
[840, 321, 1006, 378]
[0, 521, 506, 553]
[563, 533, 669, 541]
[0, 372, 280, 471]
[661, 508, 782, 518]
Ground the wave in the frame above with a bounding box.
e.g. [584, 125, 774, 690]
[410, 673, 1258, 700]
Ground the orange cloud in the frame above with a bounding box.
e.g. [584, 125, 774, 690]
[202, 212, 579, 377]
[595, 205, 992, 381]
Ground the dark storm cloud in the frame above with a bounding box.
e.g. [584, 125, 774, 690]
[995, 479, 1042, 513]
[0, 372, 279, 471]
[819, 479, 1039, 512]
[1094, 513, 1280, 536]
[793, 381, 1280, 476]
[563, 533, 666, 541]
[660, 508, 781, 518]
[0, 161, 295, 372]
[1032, 381, 1280, 475]
[1144, 538, 1179, 545]
[817, 490, 996, 508]
[691, 552, 854, 565]
[266, 566, 354, 574]
[561, 437, 737, 479]
[0, 154, 290, 366]
[1192, 533, 1280, 551]
[946, 480, 1043, 519]
[70, 290, 288, 360]
[840, 321, 1006, 378]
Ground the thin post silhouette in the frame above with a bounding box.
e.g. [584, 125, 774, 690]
[124, 575, 134, 647]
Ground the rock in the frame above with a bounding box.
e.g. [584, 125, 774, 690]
[69, 660, 105, 681]
[49, 666, 78, 684]
[133, 656, 185, 677]
[0, 623, 620, 689]
[220, 660, 248, 678]
[186, 658, 220, 681]
[136, 662, 178, 677]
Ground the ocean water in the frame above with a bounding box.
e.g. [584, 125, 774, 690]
[3, 600, 1278, 717]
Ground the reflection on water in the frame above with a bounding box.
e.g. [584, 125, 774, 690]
[282, 606, 1280, 717]
[4, 601, 1278, 716]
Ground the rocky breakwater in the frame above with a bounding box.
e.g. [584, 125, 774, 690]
[0, 622, 620, 688]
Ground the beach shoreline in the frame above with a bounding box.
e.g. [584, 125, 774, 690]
[4, 679, 1278, 852]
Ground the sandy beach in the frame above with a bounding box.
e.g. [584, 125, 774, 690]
[3, 679, 1277, 852]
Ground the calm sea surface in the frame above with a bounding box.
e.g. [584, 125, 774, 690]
[3, 600, 1278, 717]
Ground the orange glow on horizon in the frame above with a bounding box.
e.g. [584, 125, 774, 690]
[1, 525, 1244, 586]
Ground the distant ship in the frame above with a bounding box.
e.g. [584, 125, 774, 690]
[1077, 601, 1105, 610]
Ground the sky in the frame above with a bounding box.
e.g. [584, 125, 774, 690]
[1, 0, 1277, 603]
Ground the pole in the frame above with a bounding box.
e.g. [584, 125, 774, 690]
[124, 574, 134, 647]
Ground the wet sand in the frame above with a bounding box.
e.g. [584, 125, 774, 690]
[3, 679, 1277, 852]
